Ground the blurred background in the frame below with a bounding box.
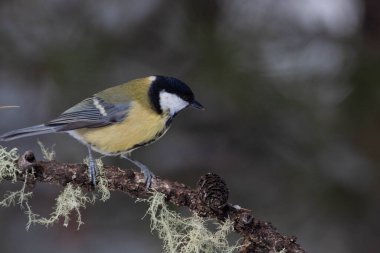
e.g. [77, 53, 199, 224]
[0, 0, 379, 252]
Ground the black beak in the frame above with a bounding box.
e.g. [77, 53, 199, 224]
[190, 100, 205, 110]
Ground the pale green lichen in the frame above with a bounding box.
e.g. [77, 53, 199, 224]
[0, 146, 107, 230]
[25, 200, 39, 230]
[139, 191, 241, 253]
[0, 172, 32, 207]
[32, 183, 95, 230]
[0, 169, 37, 230]
[37, 140, 55, 161]
[0, 145, 20, 182]
[0, 146, 38, 230]
[95, 159, 110, 202]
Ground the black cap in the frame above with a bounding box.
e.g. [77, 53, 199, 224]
[149, 76, 203, 113]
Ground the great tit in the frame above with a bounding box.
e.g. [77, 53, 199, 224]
[0, 75, 204, 187]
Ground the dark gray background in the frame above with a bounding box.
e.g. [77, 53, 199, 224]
[0, 1, 379, 252]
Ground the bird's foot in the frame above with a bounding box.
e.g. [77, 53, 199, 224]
[88, 157, 97, 186]
[121, 154, 155, 188]
[139, 164, 155, 188]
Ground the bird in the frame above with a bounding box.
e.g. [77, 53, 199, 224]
[0, 75, 204, 187]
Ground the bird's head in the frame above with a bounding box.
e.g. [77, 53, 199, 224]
[148, 76, 204, 116]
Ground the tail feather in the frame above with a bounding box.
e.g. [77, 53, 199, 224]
[0, 124, 58, 141]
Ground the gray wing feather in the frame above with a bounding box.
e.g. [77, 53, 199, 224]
[47, 97, 130, 131]
[0, 124, 58, 141]
[0, 96, 130, 141]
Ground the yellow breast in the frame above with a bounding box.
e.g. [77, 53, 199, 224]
[73, 101, 169, 154]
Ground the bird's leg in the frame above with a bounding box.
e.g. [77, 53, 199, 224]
[121, 154, 155, 188]
[87, 145, 97, 186]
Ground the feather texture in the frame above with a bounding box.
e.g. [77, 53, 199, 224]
[47, 97, 130, 131]
[0, 124, 58, 141]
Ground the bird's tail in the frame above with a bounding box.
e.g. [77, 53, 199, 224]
[0, 124, 58, 141]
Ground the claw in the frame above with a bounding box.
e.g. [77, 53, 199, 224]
[140, 165, 155, 188]
[121, 154, 155, 188]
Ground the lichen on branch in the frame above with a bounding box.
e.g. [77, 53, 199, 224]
[37, 141, 55, 161]
[139, 191, 240, 253]
[32, 183, 95, 229]
[0, 148, 306, 253]
[0, 145, 109, 230]
[0, 145, 20, 182]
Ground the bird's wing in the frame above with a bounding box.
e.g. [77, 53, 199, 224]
[47, 96, 130, 131]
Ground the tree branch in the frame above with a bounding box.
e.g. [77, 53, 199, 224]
[10, 150, 306, 253]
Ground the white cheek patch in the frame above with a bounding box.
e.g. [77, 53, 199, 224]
[159, 91, 189, 116]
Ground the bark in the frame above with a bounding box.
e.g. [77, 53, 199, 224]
[10, 150, 306, 253]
